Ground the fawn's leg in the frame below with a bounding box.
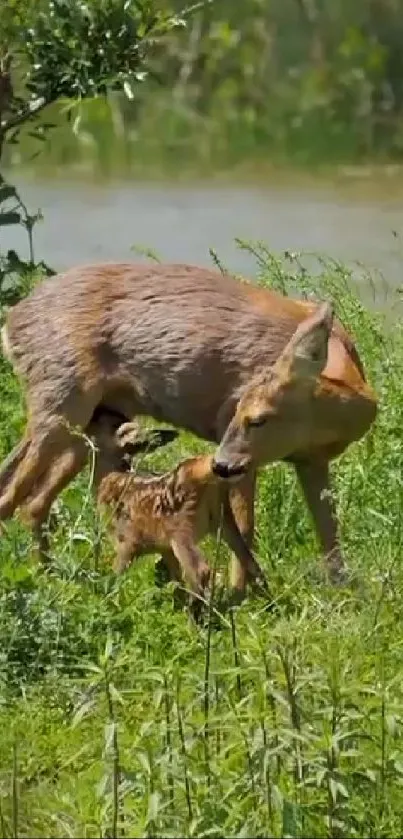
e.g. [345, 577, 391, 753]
[170, 537, 211, 622]
[160, 549, 182, 582]
[227, 470, 257, 598]
[112, 538, 137, 574]
[159, 549, 187, 609]
[170, 536, 210, 594]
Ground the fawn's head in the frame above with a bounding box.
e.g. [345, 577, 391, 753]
[177, 454, 245, 489]
[212, 302, 334, 479]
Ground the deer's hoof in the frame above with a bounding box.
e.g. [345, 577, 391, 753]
[328, 563, 349, 587]
[155, 557, 171, 588]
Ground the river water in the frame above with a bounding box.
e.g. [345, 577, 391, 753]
[2, 171, 403, 306]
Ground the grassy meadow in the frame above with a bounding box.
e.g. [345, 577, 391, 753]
[0, 244, 402, 837]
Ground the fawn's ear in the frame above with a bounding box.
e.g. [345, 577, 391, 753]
[275, 301, 334, 382]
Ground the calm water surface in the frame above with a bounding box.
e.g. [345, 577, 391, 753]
[3, 172, 403, 306]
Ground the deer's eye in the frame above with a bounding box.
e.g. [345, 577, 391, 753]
[247, 414, 269, 429]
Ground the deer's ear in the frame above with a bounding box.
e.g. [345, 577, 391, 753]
[278, 302, 333, 381]
[116, 425, 178, 456]
[114, 422, 141, 448]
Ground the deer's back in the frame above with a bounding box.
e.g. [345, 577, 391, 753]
[4, 262, 372, 442]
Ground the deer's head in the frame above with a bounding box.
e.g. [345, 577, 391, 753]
[212, 302, 334, 478]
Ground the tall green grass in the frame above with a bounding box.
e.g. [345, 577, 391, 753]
[0, 245, 403, 837]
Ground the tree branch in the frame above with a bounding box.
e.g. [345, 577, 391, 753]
[0, 95, 48, 136]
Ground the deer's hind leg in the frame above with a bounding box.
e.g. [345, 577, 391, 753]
[0, 436, 31, 497]
[0, 424, 71, 521]
[19, 437, 88, 559]
[0, 392, 97, 523]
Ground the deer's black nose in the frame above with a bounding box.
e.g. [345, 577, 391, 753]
[212, 459, 248, 479]
[212, 459, 231, 478]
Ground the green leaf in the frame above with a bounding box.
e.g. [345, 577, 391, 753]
[0, 185, 17, 203]
[96, 772, 110, 800]
[71, 698, 96, 728]
[1, 275, 21, 293]
[123, 79, 134, 99]
[329, 777, 338, 804]
[101, 633, 114, 665]
[136, 750, 151, 776]
[109, 682, 124, 706]
[329, 777, 349, 804]
[282, 799, 300, 838]
[146, 791, 160, 825]
[0, 212, 21, 226]
[336, 780, 349, 799]
[386, 714, 399, 737]
[104, 721, 116, 753]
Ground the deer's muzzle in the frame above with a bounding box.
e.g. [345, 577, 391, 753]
[211, 459, 249, 480]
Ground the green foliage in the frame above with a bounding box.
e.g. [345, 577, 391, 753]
[0, 243, 403, 835]
[23, 0, 177, 101]
[6, 0, 403, 172]
[154, 0, 403, 161]
[0, 0, 199, 160]
[0, 173, 53, 312]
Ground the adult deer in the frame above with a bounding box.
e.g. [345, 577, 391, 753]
[0, 263, 377, 593]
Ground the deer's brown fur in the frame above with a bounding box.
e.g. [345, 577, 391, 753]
[0, 263, 377, 591]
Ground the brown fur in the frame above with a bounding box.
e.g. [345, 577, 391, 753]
[0, 263, 378, 589]
[90, 411, 268, 611]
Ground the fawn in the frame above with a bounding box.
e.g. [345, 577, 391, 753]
[89, 408, 268, 610]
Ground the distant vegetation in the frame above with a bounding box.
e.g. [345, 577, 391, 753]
[3, 0, 403, 177]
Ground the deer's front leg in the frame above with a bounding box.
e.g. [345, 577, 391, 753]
[295, 458, 346, 583]
[223, 495, 269, 599]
